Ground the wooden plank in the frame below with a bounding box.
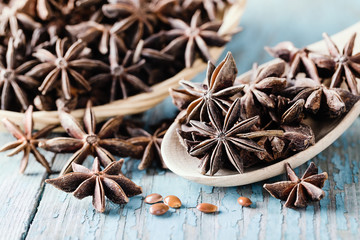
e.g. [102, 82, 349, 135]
[0, 133, 55, 239]
[24, 119, 360, 239]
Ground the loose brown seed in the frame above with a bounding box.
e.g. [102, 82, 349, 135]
[144, 193, 163, 204]
[237, 197, 252, 207]
[149, 203, 169, 216]
[196, 203, 218, 213]
[164, 195, 182, 208]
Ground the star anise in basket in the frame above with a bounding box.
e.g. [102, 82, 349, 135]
[170, 52, 243, 122]
[39, 101, 142, 175]
[127, 122, 169, 170]
[162, 10, 228, 68]
[27, 38, 109, 100]
[0, 105, 57, 173]
[0, 2, 41, 37]
[46, 157, 142, 213]
[178, 98, 284, 175]
[237, 62, 287, 120]
[0, 37, 39, 111]
[310, 33, 360, 95]
[265, 41, 320, 82]
[263, 162, 328, 208]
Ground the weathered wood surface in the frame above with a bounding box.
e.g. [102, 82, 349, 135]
[1, 0, 360, 239]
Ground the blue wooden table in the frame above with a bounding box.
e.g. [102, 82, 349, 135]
[1, 0, 360, 239]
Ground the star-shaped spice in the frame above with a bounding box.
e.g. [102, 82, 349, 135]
[0, 37, 39, 110]
[310, 33, 360, 95]
[90, 45, 150, 100]
[237, 62, 287, 120]
[162, 10, 228, 68]
[183, 0, 232, 20]
[39, 101, 142, 175]
[265, 41, 320, 82]
[127, 122, 169, 170]
[45, 157, 142, 213]
[178, 98, 283, 175]
[170, 52, 243, 122]
[263, 162, 328, 208]
[27, 38, 108, 100]
[0, 105, 57, 173]
[102, 0, 158, 47]
[0, 3, 41, 36]
[289, 77, 356, 118]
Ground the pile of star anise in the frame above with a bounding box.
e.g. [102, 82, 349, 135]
[172, 33, 360, 176]
[0, 0, 235, 112]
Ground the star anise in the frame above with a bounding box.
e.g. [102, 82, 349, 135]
[90, 42, 150, 100]
[0, 105, 57, 173]
[289, 77, 353, 118]
[263, 162, 328, 208]
[36, 0, 68, 20]
[102, 0, 158, 47]
[127, 122, 169, 170]
[39, 101, 142, 175]
[265, 41, 320, 82]
[183, 0, 232, 20]
[178, 98, 283, 175]
[237, 62, 287, 120]
[310, 33, 360, 95]
[0, 37, 39, 110]
[0, 2, 41, 36]
[27, 38, 108, 100]
[66, 11, 127, 55]
[45, 157, 143, 213]
[170, 52, 243, 122]
[162, 10, 228, 68]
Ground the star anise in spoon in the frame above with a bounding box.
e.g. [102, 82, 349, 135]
[39, 101, 142, 175]
[0, 105, 57, 173]
[45, 157, 142, 213]
[127, 122, 169, 170]
[178, 98, 283, 175]
[265, 41, 320, 82]
[310, 33, 360, 95]
[237, 62, 287, 120]
[0, 37, 39, 110]
[162, 10, 228, 68]
[27, 38, 108, 100]
[263, 162, 328, 208]
[170, 52, 243, 122]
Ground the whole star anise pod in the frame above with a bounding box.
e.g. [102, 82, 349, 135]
[102, 0, 158, 47]
[0, 105, 57, 173]
[90, 42, 150, 100]
[39, 101, 142, 175]
[162, 10, 228, 68]
[265, 41, 320, 82]
[289, 77, 355, 118]
[237, 62, 287, 120]
[310, 33, 360, 95]
[46, 157, 142, 213]
[127, 122, 169, 170]
[27, 38, 108, 100]
[178, 98, 283, 175]
[263, 162, 328, 208]
[0, 3, 41, 36]
[0, 37, 39, 110]
[170, 52, 243, 122]
[66, 11, 127, 55]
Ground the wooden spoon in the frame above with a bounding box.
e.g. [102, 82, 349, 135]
[161, 22, 360, 187]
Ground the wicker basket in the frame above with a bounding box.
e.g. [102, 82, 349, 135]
[0, 0, 247, 131]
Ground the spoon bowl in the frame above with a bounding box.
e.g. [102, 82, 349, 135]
[161, 22, 360, 187]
